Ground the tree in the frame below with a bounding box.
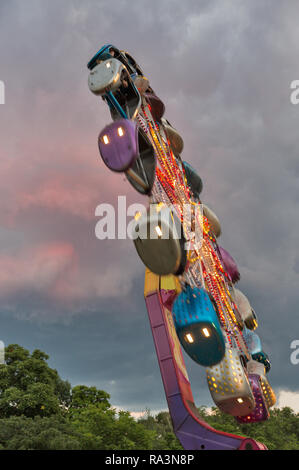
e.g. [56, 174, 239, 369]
[0, 415, 83, 450]
[0, 344, 71, 418]
[137, 410, 182, 449]
[0, 344, 298, 450]
[70, 402, 157, 450]
[70, 385, 110, 409]
[194, 406, 299, 450]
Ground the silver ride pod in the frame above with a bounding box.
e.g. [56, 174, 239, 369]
[132, 204, 187, 276]
[206, 338, 256, 417]
[161, 118, 184, 156]
[231, 288, 258, 331]
[88, 58, 125, 95]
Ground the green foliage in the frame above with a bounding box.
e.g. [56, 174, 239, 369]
[0, 415, 82, 450]
[70, 385, 110, 409]
[137, 410, 182, 449]
[0, 383, 61, 418]
[0, 344, 298, 450]
[70, 404, 157, 450]
[194, 406, 299, 450]
[0, 344, 71, 418]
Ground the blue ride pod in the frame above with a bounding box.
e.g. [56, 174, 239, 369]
[242, 328, 271, 373]
[242, 328, 262, 356]
[172, 285, 225, 367]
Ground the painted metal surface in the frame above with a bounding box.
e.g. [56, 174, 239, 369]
[88, 58, 124, 96]
[98, 119, 138, 172]
[161, 119, 184, 156]
[182, 161, 203, 200]
[219, 246, 240, 284]
[206, 343, 255, 416]
[202, 204, 222, 238]
[172, 284, 225, 367]
[232, 288, 258, 330]
[144, 269, 267, 450]
[134, 208, 185, 275]
[235, 374, 269, 423]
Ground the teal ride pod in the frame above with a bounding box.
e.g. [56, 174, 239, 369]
[252, 351, 271, 373]
[172, 285, 225, 367]
[242, 328, 262, 355]
[242, 328, 271, 373]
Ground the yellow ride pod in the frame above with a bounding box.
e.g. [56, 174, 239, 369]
[144, 268, 160, 297]
[161, 118, 184, 156]
[133, 204, 187, 276]
[202, 204, 221, 238]
[206, 345, 255, 416]
[232, 288, 258, 331]
[247, 360, 276, 408]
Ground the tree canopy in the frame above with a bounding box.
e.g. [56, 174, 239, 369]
[0, 344, 297, 450]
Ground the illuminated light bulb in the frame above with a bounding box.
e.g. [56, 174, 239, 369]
[237, 398, 244, 404]
[103, 135, 109, 145]
[185, 333, 194, 344]
[106, 61, 111, 68]
[202, 328, 210, 338]
[117, 127, 124, 137]
[156, 202, 164, 213]
[155, 226, 163, 237]
[134, 211, 142, 221]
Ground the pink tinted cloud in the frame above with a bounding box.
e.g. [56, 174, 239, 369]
[0, 242, 76, 299]
[0, 144, 131, 226]
[0, 77, 146, 318]
[19, 176, 100, 220]
[0, 237, 138, 317]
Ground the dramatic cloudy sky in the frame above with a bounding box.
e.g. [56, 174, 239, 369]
[0, 0, 298, 414]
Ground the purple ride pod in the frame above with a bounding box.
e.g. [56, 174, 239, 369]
[144, 93, 165, 121]
[99, 118, 156, 195]
[235, 374, 269, 424]
[98, 118, 138, 172]
[219, 246, 240, 283]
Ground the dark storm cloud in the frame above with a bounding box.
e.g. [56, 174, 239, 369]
[0, 0, 298, 411]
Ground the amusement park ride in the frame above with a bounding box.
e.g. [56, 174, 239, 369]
[87, 45, 275, 450]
